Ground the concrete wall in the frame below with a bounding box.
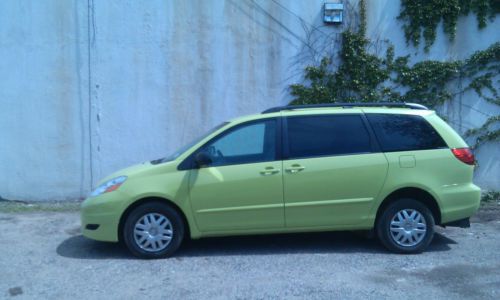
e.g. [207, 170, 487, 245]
[0, 1, 90, 200]
[0, 0, 342, 201]
[0, 0, 498, 201]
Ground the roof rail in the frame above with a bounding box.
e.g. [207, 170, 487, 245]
[261, 102, 429, 114]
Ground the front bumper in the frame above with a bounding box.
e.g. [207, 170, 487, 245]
[81, 192, 126, 242]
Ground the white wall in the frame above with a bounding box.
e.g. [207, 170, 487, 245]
[0, 1, 90, 201]
[0, 0, 498, 201]
[0, 0, 340, 201]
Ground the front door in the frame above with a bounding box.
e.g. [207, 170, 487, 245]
[283, 113, 388, 227]
[189, 118, 284, 232]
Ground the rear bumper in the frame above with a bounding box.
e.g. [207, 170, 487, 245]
[439, 183, 481, 224]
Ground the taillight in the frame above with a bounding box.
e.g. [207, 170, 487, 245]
[451, 148, 475, 165]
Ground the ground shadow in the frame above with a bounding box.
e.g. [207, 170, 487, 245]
[56, 231, 456, 260]
[57, 235, 131, 260]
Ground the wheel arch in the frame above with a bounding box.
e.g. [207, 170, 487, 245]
[375, 187, 442, 225]
[117, 197, 191, 242]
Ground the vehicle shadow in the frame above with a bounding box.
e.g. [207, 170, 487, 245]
[56, 231, 456, 259]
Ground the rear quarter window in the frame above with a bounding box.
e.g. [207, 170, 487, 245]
[366, 114, 447, 152]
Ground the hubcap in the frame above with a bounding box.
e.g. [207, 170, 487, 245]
[133, 213, 173, 252]
[389, 209, 427, 247]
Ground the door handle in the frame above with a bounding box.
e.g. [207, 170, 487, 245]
[259, 167, 280, 176]
[285, 164, 305, 173]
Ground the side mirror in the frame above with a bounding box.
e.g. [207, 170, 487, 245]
[194, 152, 212, 168]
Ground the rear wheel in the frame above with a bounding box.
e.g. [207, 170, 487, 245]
[376, 199, 435, 254]
[123, 202, 184, 259]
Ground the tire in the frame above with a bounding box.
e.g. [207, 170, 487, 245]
[123, 202, 184, 259]
[376, 198, 435, 254]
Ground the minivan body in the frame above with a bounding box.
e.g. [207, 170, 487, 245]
[81, 104, 481, 258]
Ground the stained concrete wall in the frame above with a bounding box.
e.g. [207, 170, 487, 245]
[0, 1, 90, 200]
[0, 0, 342, 201]
[0, 0, 498, 201]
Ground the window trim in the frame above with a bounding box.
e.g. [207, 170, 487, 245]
[178, 117, 282, 170]
[282, 113, 378, 160]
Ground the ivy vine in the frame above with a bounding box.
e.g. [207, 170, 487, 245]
[399, 0, 500, 51]
[290, 0, 500, 149]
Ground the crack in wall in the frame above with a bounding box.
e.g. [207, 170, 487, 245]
[75, 1, 85, 199]
[87, 0, 94, 190]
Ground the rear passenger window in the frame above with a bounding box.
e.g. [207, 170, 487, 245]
[286, 115, 372, 159]
[366, 114, 447, 152]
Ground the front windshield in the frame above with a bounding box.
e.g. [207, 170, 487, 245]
[152, 122, 229, 164]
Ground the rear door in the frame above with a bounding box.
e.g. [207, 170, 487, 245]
[283, 112, 388, 227]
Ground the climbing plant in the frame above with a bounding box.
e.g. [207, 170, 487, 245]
[290, 31, 396, 104]
[398, 0, 500, 51]
[290, 0, 500, 149]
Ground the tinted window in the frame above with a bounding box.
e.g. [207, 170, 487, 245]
[287, 115, 371, 159]
[366, 114, 447, 152]
[200, 119, 276, 166]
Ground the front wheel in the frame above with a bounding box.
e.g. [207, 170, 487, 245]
[123, 202, 184, 259]
[376, 199, 435, 254]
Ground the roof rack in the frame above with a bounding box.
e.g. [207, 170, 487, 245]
[261, 102, 429, 114]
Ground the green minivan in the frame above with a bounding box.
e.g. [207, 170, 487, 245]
[81, 103, 481, 258]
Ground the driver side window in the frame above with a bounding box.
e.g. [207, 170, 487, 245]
[201, 119, 277, 167]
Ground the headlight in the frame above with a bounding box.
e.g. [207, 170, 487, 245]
[90, 176, 127, 197]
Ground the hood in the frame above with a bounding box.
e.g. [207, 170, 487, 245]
[98, 160, 178, 185]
